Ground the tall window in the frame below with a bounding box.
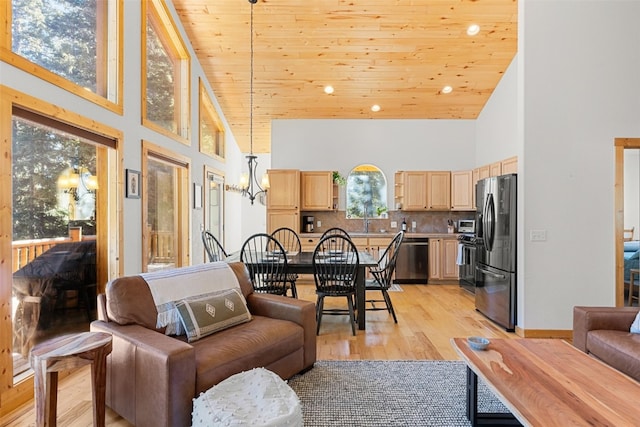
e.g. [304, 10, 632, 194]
[143, 0, 190, 141]
[143, 142, 190, 272]
[10, 108, 113, 383]
[200, 81, 225, 160]
[346, 164, 388, 219]
[6, 0, 122, 110]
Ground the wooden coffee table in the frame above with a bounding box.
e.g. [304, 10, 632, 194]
[451, 338, 640, 427]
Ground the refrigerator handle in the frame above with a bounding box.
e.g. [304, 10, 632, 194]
[485, 193, 495, 251]
[475, 265, 506, 280]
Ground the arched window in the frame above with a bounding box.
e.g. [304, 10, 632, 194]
[346, 164, 387, 219]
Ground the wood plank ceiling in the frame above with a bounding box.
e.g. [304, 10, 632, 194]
[172, 0, 518, 154]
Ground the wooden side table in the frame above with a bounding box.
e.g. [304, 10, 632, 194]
[30, 332, 112, 427]
[630, 269, 639, 306]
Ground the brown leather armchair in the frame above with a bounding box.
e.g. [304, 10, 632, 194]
[91, 262, 316, 427]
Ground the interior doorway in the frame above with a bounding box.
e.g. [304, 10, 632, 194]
[615, 138, 640, 306]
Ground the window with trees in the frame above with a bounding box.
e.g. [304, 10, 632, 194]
[346, 164, 388, 219]
[143, 141, 190, 272]
[143, 0, 190, 142]
[7, 104, 116, 384]
[5, 0, 123, 111]
[199, 80, 225, 160]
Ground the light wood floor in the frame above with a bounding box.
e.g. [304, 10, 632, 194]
[0, 283, 518, 427]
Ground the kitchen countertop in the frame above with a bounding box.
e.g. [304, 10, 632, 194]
[299, 232, 460, 239]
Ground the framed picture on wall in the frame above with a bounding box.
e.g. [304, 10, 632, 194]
[194, 183, 203, 209]
[126, 169, 141, 199]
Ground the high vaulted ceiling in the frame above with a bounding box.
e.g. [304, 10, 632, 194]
[172, 0, 518, 154]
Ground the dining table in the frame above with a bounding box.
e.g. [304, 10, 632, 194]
[227, 250, 378, 330]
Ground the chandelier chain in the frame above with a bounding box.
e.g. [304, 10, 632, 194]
[250, 0, 254, 155]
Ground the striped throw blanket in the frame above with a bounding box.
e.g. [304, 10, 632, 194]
[141, 262, 240, 335]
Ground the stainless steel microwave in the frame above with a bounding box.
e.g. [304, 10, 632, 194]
[458, 219, 475, 233]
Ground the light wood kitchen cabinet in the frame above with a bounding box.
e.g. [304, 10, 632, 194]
[299, 236, 320, 252]
[429, 238, 442, 280]
[429, 238, 459, 281]
[450, 170, 473, 211]
[394, 171, 404, 210]
[397, 171, 450, 211]
[489, 162, 502, 177]
[427, 171, 451, 211]
[301, 171, 334, 211]
[266, 169, 300, 233]
[350, 237, 369, 253]
[472, 169, 480, 209]
[442, 239, 460, 279]
[267, 210, 299, 233]
[402, 171, 428, 210]
[501, 156, 518, 174]
[266, 169, 300, 210]
[478, 165, 490, 180]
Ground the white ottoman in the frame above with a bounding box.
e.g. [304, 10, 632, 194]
[192, 368, 303, 427]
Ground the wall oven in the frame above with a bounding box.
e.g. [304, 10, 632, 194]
[458, 234, 476, 293]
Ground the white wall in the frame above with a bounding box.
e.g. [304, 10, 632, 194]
[271, 119, 477, 208]
[475, 58, 520, 166]
[519, 0, 640, 329]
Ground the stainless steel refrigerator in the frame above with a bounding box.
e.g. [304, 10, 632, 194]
[475, 174, 517, 331]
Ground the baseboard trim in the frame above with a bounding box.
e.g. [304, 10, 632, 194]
[515, 326, 572, 340]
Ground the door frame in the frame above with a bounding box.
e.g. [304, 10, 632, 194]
[614, 138, 640, 306]
[0, 85, 123, 414]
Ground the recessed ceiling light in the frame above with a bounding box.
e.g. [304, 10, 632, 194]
[324, 85, 334, 94]
[467, 24, 480, 36]
[442, 86, 453, 94]
[371, 104, 381, 112]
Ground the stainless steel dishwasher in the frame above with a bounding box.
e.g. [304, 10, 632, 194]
[394, 237, 429, 284]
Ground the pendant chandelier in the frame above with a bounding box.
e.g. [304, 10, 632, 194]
[239, 0, 269, 205]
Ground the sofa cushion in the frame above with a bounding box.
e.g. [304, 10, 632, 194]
[588, 330, 640, 381]
[176, 289, 252, 342]
[191, 315, 304, 393]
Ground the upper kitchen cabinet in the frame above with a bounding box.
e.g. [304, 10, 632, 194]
[395, 171, 451, 211]
[501, 156, 518, 174]
[489, 162, 502, 177]
[426, 171, 451, 211]
[402, 171, 428, 210]
[477, 165, 490, 180]
[266, 169, 300, 210]
[266, 169, 300, 233]
[301, 171, 335, 211]
[451, 170, 473, 211]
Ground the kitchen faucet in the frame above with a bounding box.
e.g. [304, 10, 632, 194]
[363, 202, 370, 233]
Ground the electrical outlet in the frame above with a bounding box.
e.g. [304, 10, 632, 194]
[411, 221, 417, 229]
[317, 220, 321, 228]
[390, 221, 398, 228]
[530, 230, 547, 241]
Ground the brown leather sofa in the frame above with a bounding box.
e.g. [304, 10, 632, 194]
[90, 262, 316, 427]
[573, 306, 640, 382]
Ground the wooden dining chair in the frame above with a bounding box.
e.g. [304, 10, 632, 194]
[312, 234, 359, 335]
[202, 231, 228, 262]
[624, 227, 635, 242]
[270, 227, 301, 298]
[321, 227, 351, 241]
[240, 233, 290, 296]
[365, 231, 404, 323]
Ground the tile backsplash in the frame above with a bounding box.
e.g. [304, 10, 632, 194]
[300, 210, 475, 234]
